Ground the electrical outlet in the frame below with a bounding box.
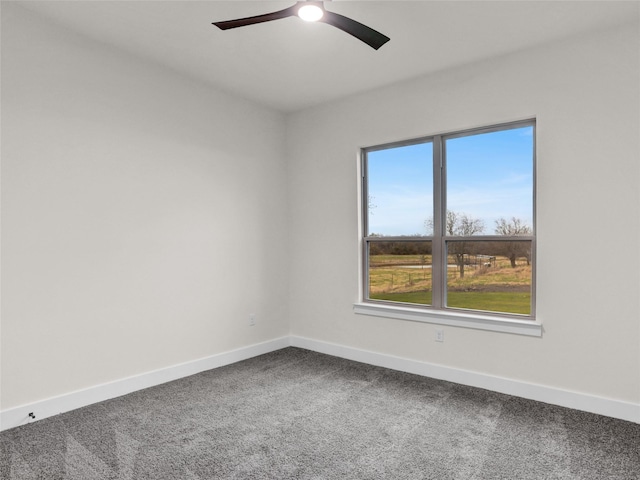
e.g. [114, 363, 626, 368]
[249, 314, 256, 326]
[435, 329, 444, 342]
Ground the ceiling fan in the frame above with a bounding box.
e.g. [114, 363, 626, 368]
[212, 1, 390, 50]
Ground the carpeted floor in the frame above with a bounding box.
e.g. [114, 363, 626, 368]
[1, 347, 639, 479]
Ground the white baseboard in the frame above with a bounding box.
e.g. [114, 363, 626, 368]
[3, 334, 638, 431]
[289, 335, 640, 424]
[0, 336, 290, 432]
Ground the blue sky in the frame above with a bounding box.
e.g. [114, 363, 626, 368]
[367, 126, 533, 236]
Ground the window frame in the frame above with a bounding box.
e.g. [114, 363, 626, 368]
[357, 120, 540, 336]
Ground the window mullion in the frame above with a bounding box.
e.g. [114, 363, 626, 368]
[431, 136, 444, 309]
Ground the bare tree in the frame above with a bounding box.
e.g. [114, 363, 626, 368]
[447, 212, 484, 278]
[494, 217, 532, 267]
[425, 211, 484, 277]
[368, 195, 377, 214]
[424, 211, 484, 236]
[446, 211, 484, 236]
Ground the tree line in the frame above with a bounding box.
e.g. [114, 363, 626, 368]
[370, 214, 532, 277]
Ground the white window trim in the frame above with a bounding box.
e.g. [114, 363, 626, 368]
[353, 302, 542, 337]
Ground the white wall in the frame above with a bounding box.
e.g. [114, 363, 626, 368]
[1, 5, 289, 410]
[286, 22, 640, 405]
[2, 2, 639, 421]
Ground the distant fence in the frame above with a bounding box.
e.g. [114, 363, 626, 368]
[462, 254, 496, 267]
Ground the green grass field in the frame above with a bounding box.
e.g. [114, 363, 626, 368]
[370, 290, 531, 315]
[368, 253, 532, 315]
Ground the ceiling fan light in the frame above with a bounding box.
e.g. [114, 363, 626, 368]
[298, 5, 324, 22]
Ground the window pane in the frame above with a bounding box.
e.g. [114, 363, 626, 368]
[367, 142, 433, 237]
[445, 240, 532, 315]
[445, 126, 533, 236]
[368, 241, 432, 305]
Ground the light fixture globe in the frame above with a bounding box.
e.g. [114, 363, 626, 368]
[298, 4, 324, 22]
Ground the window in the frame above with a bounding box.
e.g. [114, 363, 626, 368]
[360, 120, 536, 329]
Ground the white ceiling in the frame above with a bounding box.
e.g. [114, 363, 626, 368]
[14, 0, 640, 112]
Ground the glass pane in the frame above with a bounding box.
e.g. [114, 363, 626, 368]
[446, 240, 532, 315]
[367, 142, 433, 237]
[368, 241, 432, 305]
[445, 126, 534, 236]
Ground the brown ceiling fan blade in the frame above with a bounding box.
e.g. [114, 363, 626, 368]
[319, 10, 390, 50]
[213, 5, 297, 30]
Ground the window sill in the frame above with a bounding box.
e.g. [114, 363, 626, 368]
[353, 302, 542, 337]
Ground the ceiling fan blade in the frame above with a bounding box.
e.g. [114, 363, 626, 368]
[213, 5, 297, 30]
[319, 10, 390, 50]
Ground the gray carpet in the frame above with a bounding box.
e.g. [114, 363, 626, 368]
[1, 347, 638, 479]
